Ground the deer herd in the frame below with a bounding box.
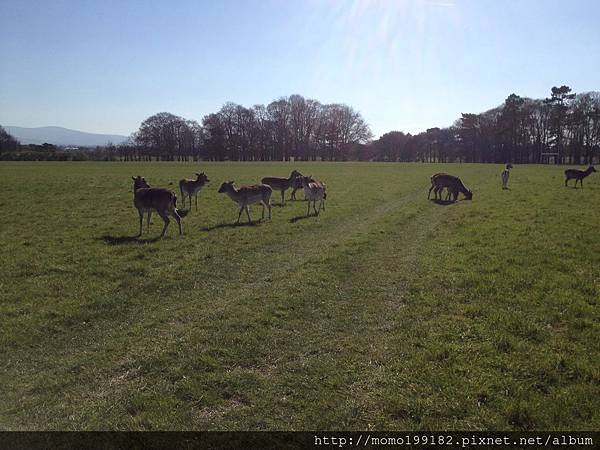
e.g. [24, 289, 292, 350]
[132, 170, 327, 236]
[131, 163, 596, 237]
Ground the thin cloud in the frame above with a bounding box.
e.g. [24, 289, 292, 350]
[430, 1, 456, 6]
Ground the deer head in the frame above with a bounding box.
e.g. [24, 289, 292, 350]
[132, 176, 149, 191]
[218, 181, 235, 193]
[195, 172, 210, 183]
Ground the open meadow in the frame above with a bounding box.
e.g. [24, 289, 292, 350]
[0, 161, 599, 430]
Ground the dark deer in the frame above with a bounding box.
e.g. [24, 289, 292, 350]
[429, 173, 473, 202]
[132, 176, 186, 237]
[564, 165, 596, 188]
[261, 170, 302, 205]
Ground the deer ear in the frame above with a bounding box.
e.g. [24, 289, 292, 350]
[132, 176, 136, 180]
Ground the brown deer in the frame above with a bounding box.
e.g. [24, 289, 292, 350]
[179, 172, 210, 209]
[218, 181, 272, 223]
[301, 176, 327, 216]
[564, 165, 596, 188]
[261, 170, 302, 205]
[132, 176, 186, 237]
[429, 173, 472, 202]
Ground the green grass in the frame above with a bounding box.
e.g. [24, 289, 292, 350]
[0, 161, 599, 431]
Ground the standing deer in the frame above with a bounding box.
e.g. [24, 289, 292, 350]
[132, 176, 186, 237]
[179, 172, 210, 209]
[301, 176, 327, 216]
[501, 163, 513, 190]
[564, 165, 596, 188]
[290, 174, 304, 200]
[261, 170, 302, 205]
[429, 173, 472, 202]
[218, 181, 272, 223]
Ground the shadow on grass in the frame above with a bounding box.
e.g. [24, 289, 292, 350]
[289, 214, 318, 223]
[201, 220, 263, 232]
[101, 234, 161, 245]
[430, 198, 455, 206]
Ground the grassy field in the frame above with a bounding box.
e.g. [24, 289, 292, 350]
[1, 161, 599, 431]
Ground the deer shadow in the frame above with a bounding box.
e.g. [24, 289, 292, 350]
[289, 213, 319, 223]
[101, 234, 162, 245]
[200, 220, 263, 232]
[430, 198, 456, 206]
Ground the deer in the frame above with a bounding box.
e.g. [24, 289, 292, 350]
[564, 165, 596, 188]
[429, 173, 472, 202]
[428, 173, 448, 200]
[501, 163, 513, 190]
[301, 176, 327, 216]
[290, 174, 304, 200]
[179, 172, 210, 209]
[261, 170, 303, 205]
[217, 181, 272, 223]
[132, 176, 186, 237]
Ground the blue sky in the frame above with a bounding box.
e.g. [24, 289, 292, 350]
[1, 0, 599, 138]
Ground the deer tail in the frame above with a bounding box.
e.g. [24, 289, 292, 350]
[173, 194, 189, 218]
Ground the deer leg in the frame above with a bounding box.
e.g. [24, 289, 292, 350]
[307, 199, 311, 216]
[137, 211, 143, 237]
[245, 205, 252, 223]
[172, 210, 182, 235]
[281, 189, 285, 206]
[159, 212, 170, 237]
[147, 212, 152, 234]
[237, 205, 244, 223]
[428, 185, 434, 199]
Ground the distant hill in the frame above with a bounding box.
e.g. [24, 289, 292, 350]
[4, 126, 128, 147]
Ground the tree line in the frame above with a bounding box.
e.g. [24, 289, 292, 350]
[122, 95, 373, 162]
[2, 86, 599, 163]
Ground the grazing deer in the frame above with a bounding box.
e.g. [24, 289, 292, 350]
[301, 176, 327, 216]
[428, 173, 448, 200]
[261, 170, 302, 205]
[429, 173, 472, 202]
[501, 163, 513, 190]
[564, 165, 596, 188]
[179, 172, 210, 209]
[132, 176, 185, 237]
[218, 181, 272, 223]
